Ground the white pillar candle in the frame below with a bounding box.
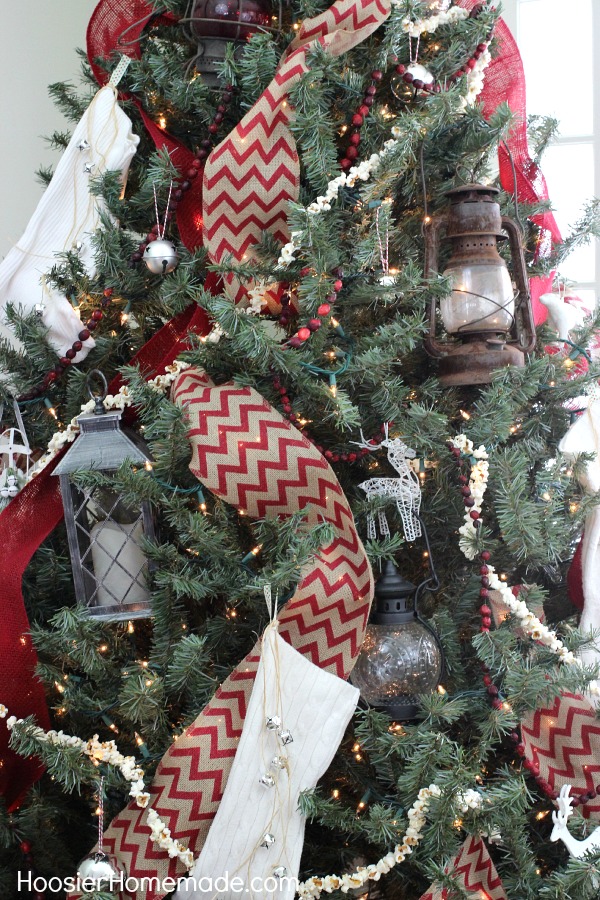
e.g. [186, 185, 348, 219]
[89, 519, 150, 609]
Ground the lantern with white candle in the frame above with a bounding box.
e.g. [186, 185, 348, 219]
[53, 371, 155, 621]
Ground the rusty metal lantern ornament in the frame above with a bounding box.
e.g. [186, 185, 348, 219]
[54, 371, 155, 622]
[183, 0, 279, 85]
[424, 183, 536, 386]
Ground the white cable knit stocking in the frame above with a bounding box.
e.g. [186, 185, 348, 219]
[0, 84, 138, 360]
[174, 625, 359, 900]
[560, 399, 600, 680]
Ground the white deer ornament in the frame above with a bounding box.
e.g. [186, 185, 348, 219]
[551, 784, 600, 859]
[355, 425, 422, 542]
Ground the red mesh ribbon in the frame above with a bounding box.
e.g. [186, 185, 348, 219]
[0, 462, 59, 810]
[87, 1, 206, 250]
[0, 303, 209, 809]
[455, 2, 561, 327]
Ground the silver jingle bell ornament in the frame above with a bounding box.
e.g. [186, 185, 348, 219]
[278, 729, 294, 745]
[143, 239, 179, 275]
[77, 851, 124, 890]
[259, 773, 276, 788]
[261, 832, 276, 848]
[266, 714, 282, 731]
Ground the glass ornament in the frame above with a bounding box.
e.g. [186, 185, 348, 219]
[351, 560, 443, 720]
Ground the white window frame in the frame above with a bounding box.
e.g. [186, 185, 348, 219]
[500, 0, 599, 300]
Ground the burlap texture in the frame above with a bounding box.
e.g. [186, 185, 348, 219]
[81, 367, 373, 900]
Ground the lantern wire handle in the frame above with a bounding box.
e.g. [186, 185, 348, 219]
[414, 516, 440, 610]
[500, 141, 523, 234]
[86, 370, 108, 416]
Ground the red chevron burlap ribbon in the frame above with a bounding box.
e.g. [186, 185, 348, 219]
[202, 0, 390, 310]
[521, 691, 600, 821]
[82, 367, 372, 899]
[419, 835, 506, 900]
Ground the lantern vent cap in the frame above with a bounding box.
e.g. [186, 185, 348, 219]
[371, 559, 417, 625]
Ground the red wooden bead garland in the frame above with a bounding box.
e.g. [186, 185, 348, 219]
[271, 373, 370, 464]
[17, 289, 115, 402]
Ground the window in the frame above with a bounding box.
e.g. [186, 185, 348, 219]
[502, 0, 599, 307]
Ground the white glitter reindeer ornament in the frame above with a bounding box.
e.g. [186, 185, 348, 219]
[355, 424, 422, 541]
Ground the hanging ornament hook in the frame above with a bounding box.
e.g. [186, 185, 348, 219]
[86, 369, 108, 415]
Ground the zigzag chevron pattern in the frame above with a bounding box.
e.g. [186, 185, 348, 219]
[80, 368, 373, 900]
[521, 691, 600, 821]
[202, 0, 390, 312]
[419, 836, 507, 900]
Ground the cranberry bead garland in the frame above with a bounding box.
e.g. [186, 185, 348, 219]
[340, 70, 382, 171]
[17, 289, 115, 403]
[271, 373, 369, 464]
[130, 86, 234, 268]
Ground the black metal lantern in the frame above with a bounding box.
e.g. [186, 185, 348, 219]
[182, 0, 281, 85]
[424, 183, 536, 386]
[351, 549, 443, 720]
[53, 372, 155, 622]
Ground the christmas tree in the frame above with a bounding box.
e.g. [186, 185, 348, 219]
[1, 0, 600, 897]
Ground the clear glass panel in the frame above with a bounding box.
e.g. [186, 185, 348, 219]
[541, 143, 596, 283]
[440, 264, 514, 334]
[72, 484, 151, 619]
[519, 0, 593, 137]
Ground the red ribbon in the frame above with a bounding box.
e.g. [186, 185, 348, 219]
[0, 303, 209, 808]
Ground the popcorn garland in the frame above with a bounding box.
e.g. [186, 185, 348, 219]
[0, 706, 196, 871]
[297, 784, 441, 898]
[396, 4, 470, 33]
[276, 42, 490, 270]
[0, 702, 460, 894]
[449, 435, 600, 695]
[25, 360, 190, 484]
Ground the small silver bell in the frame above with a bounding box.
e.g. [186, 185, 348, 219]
[77, 851, 123, 890]
[77, 139, 90, 152]
[266, 715, 282, 731]
[271, 755, 287, 769]
[260, 833, 276, 849]
[278, 729, 293, 745]
[34, 303, 45, 317]
[273, 865, 288, 879]
[143, 239, 179, 276]
[259, 773, 276, 788]
[83, 162, 95, 174]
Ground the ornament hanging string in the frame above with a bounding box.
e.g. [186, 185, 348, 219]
[152, 181, 174, 241]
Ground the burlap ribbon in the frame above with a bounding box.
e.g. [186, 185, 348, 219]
[202, 0, 390, 309]
[419, 835, 506, 900]
[522, 692, 600, 822]
[86, 366, 373, 899]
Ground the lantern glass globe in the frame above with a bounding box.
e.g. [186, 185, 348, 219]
[441, 263, 514, 335]
[351, 620, 443, 713]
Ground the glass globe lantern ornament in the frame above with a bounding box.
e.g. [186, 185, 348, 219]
[53, 371, 156, 622]
[351, 557, 443, 721]
[423, 183, 536, 386]
[182, 0, 279, 85]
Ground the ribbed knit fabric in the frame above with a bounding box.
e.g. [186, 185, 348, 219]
[0, 84, 138, 359]
[174, 626, 359, 900]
